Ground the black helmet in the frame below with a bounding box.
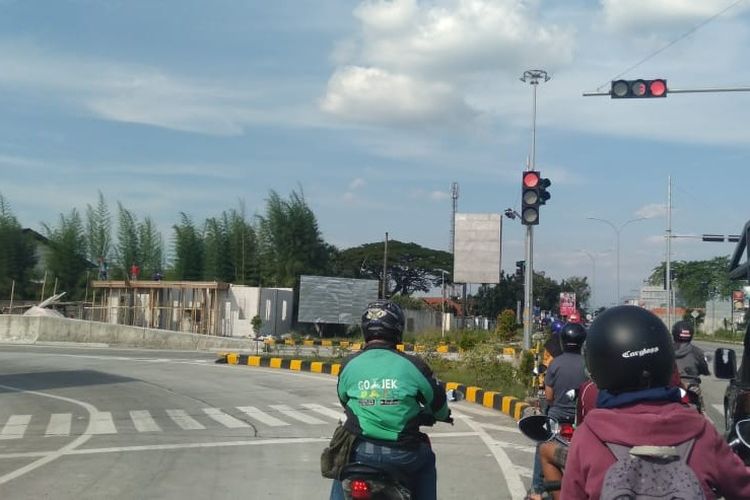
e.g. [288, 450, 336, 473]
[361, 300, 405, 344]
[559, 323, 586, 352]
[671, 320, 694, 343]
[585, 305, 674, 394]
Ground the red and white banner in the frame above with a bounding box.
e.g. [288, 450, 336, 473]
[560, 292, 577, 317]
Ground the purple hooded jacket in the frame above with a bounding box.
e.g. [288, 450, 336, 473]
[562, 401, 750, 499]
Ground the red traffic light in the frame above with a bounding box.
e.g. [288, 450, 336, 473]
[611, 79, 668, 99]
[523, 171, 540, 188]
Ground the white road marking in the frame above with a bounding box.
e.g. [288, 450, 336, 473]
[476, 422, 521, 434]
[130, 410, 161, 432]
[0, 415, 31, 440]
[90, 412, 117, 434]
[236, 406, 289, 427]
[452, 403, 500, 417]
[202, 408, 250, 429]
[0, 437, 330, 459]
[460, 415, 526, 499]
[45, 414, 72, 437]
[0, 383, 99, 487]
[166, 409, 205, 430]
[269, 404, 326, 425]
[712, 404, 725, 416]
[300, 403, 345, 421]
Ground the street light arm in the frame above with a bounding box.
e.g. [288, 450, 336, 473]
[620, 217, 649, 231]
[586, 217, 618, 234]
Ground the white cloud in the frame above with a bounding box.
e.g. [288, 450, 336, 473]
[409, 188, 451, 202]
[600, 0, 750, 35]
[320, 66, 475, 125]
[322, 0, 575, 125]
[635, 203, 667, 219]
[349, 177, 366, 190]
[429, 190, 450, 201]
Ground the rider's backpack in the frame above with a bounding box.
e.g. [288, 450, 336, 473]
[600, 438, 706, 500]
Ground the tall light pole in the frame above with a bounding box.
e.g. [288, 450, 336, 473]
[520, 69, 550, 349]
[382, 232, 389, 299]
[580, 250, 597, 311]
[586, 217, 647, 305]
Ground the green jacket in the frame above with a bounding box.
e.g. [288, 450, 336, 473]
[337, 343, 450, 446]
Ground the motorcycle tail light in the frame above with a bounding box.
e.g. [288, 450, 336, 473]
[350, 479, 371, 499]
[560, 423, 575, 442]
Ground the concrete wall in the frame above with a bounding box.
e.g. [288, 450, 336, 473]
[0, 315, 258, 351]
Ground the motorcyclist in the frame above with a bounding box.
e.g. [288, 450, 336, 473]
[542, 319, 565, 367]
[528, 322, 588, 500]
[562, 305, 750, 499]
[672, 320, 710, 407]
[329, 300, 451, 500]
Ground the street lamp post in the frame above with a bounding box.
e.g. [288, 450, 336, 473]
[580, 250, 597, 311]
[586, 217, 647, 305]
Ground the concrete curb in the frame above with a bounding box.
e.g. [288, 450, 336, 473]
[216, 353, 529, 421]
[266, 339, 461, 353]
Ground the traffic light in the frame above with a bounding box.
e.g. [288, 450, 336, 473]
[521, 170, 552, 225]
[516, 260, 525, 277]
[610, 79, 667, 99]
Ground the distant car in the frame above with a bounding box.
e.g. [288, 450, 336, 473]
[714, 344, 750, 465]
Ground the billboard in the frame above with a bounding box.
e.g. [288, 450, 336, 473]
[297, 276, 379, 325]
[560, 292, 577, 317]
[453, 213, 502, 284]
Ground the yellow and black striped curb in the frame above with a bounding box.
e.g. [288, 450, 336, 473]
[262, 339, 462, 353]
[216, 353, 528, 421]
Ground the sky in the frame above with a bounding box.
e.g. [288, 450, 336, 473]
[1, 0, 749, 308]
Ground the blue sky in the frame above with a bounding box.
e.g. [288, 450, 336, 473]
[1, 0, 749, 307]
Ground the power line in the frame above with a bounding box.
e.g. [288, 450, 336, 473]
[596, 0, 747, 91]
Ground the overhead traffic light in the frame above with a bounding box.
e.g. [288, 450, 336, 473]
[521, 170, 552, 225]
[516, 260, 525, 277]
[611, 79, 667, 99]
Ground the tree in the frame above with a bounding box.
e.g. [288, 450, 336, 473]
[474, 272, 523, 319]
[560, 276, 591, 311]
[203, 216, 233, 282]
[138, 217, 163, 279]
[0, 194, 37, 299]
[114, 203, 140, 279]
[648, 257, 735, 308]
[225, 203, 258, 285]
[86, 191, 112, 265]
[42, 209, 90, 299]
[172, 213, 204, 280]
[336, 240, 453, 296]
[257, 189, 333, 287]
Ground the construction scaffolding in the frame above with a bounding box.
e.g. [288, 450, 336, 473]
[89, 281, 230, 336]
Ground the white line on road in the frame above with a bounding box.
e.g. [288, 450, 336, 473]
[90, 412, 117, 434]
[476, 422, 521, 434]
[203, 408, 250, 429]
[45, 414, 72, 437]
[0, 383, 100, 487]
[236, 406, 289, 427]
[130, 410, 161, 432]
[270, 404, 326, 425]
[451, 404, 501, 417]
[300, 403, 345, 421]
[712, 404, 725, 416]
[0, 415, 31, 440]
[460, 415, 526, 499]
[166, 409, 205, 430]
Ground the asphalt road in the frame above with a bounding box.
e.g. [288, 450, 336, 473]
[0, 344, 535, 499]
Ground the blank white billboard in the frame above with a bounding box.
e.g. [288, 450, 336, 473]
[453, 213, 502, 284]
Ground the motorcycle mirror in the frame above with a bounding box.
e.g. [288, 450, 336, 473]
[714, 348, 737, 380]
[735, 418, 750, 449]
[446, 389, 465, 402]
[518, 415, 558, 442]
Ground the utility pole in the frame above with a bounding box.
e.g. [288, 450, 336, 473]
[666, 175, 673, 328]
[382, 232, 389, 299]
[520, 69, 550, 349]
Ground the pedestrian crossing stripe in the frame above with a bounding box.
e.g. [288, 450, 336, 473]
[0, 404, 345, 439]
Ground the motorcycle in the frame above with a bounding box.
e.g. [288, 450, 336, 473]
[338, 390, 461, 500]
[713, 346, 750, 465]
[518, 414, 575, 497]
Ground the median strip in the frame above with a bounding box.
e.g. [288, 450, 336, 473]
[216, 353, 528, 421]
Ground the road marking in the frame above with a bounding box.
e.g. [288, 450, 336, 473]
[45, 414, 72, 437]
[166, 409, 205, 430]
[0, 437, 330, 459]
[712, 404, 725, 416]
[300, 403, 344, 421]
[0, 383, 99, 487]
[203, 408, 250, 428]
[270, 404, 326, 425]
[130, 410, 161, 432]
[460, 415, 526, 499]
[236, 406, 289, 427]
[452, 404, 500, 417]
[0, 415, 31, 440]
[476, 422, 521, 434]
[90, 412, 117, 434]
